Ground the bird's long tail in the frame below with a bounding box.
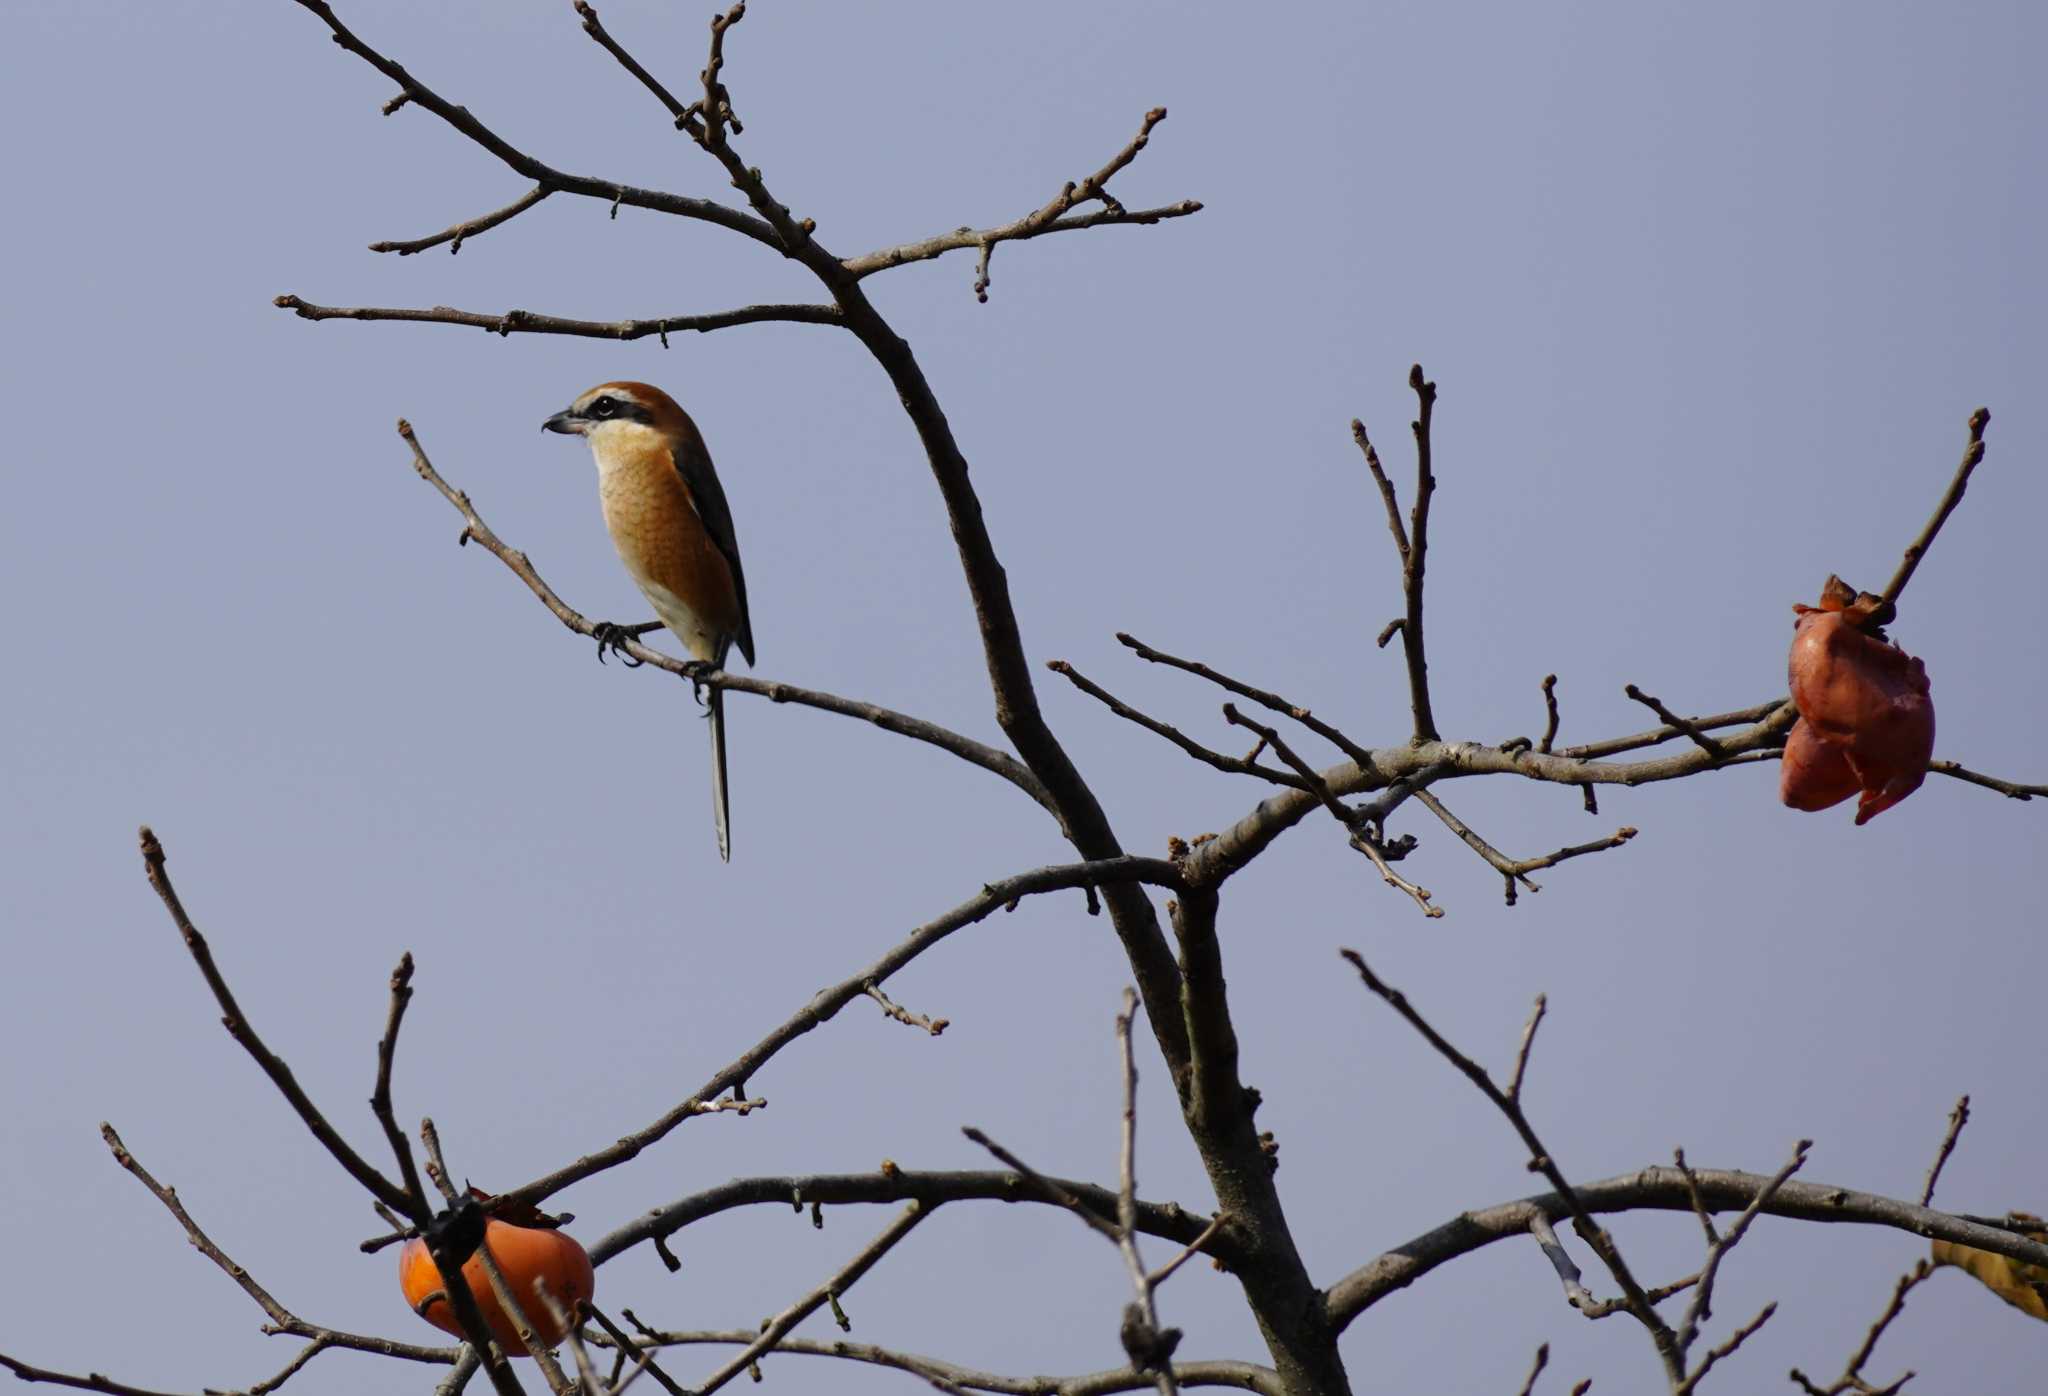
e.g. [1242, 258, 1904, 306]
[708, 686, 732, 862]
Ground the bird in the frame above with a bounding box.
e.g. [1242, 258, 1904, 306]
[544, 381, 755, 861]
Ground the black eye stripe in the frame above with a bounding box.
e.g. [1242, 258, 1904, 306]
[582, 395, 654, 425]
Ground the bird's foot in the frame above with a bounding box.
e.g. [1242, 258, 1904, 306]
[680, 660, 718, 707]
[591, 622, 647, 668]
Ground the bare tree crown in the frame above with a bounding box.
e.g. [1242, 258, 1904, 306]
[5, 7, 2043, 1396]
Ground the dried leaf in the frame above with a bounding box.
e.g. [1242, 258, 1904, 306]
[1933, 1215, 2048, 1323]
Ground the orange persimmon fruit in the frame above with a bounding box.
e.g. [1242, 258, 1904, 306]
[399, 1218, 595, 1350]
[1781, 577, 1934, 824]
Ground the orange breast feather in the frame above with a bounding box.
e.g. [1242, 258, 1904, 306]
[598, 434, 741, 657]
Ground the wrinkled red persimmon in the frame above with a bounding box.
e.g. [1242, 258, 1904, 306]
[1782, 590, 1934, 824]
[399, 1218, 595, 1350]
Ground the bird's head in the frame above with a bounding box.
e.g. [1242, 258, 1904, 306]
[542, 381, 685, 442]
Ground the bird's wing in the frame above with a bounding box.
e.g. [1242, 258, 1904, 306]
[669, 431, 755, 666]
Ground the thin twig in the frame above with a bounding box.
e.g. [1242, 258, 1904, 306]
[1881, 407, 1991, 608]
[372, 951, 430, 1220]
[1506, 996, 1547, 1103]
[1339, 950, 1680, 1379]
[1928, 760, 2046, 801]
[865, 981, 950, 1036]
[1528, 1215, 1597, 1313]
[136, 828, 411, 1214]
[369, 184, 554, 255]
[1919, 1096, 1970, 1207]
[1538, 675, 1561, 755]
[843, 109, 1200, 289]
[580, 1303, 689, 1396]
[692, 1202, 932, 1396]
[507, 855, 1183, 1208]
[1623, 687, 1725, 758]
[1049, 661, 1308, 788]
[1673, 1140, 1810, 1359]
[1118, 633, 1377, 769]
[1221, 705, 1358, 824]
[1674, 1301, 1775, 1396]
[1346, 832, 1443, 918]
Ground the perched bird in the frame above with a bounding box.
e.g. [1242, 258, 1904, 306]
[545, 382, 755, 860]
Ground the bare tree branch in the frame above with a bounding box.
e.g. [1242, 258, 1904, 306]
[588, 1164, 1235, 1268]
[1928, 760, 2046, 801]
[842, 108, 1201, 294]
[506, 855, 1184, 1208]
[1623, 686, 1726, 758]
[1325, 1166, 2048, 1330]
[582, 1332, 1283, 1396]
[1353, 369, 1443, 743]
[397, 420, 1059, 818]
[368, 184, 553, 255]
[865, 981, 950, 1036]
[85, 1123, 459, 1378]
[137, 828, 413, 1215]
[692, 1201, 931, 1396]
[1340, 950, 1681, 1380]
[1049, 660, 1309, 788]
[371, 951, 430, 1220]
[1409, 788, 1637, 905]
[579, 1304, 689, 1396]
[1790, 1261, 1932, 1396]
[284, 0, 783, 247]
[276, 295, 840, 341]
[0, 1355, 183, 1396]
[1117, 633, 1378, 770]
[1538, 675, 1562, 755]
[1919, 1096, 1970, 1207]
[1881, 407, 1991, 610]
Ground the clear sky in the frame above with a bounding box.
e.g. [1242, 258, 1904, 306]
[3, 3, 2044, 1393]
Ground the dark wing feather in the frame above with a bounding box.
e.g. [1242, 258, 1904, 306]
[669, 432, 755, 666]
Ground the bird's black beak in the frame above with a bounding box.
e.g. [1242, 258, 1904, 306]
[542, 409, 584, 435]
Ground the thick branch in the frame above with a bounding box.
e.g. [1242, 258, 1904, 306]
[1181, 708, 1795, 888]
[1171, 892, 1349, 1396]
[583, 1333, 1282, 1396]
[1325, 1165, 2048, 1329]
[277, 296, 839, 341]
[590, 1168, 1234, 1269]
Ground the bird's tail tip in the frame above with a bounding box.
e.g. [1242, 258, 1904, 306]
[709, 687, 732, 863]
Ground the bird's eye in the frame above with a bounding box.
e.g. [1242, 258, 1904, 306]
[590, 396, 617, 418]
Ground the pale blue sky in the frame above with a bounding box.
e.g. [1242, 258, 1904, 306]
[3, 3, 2044, 1393]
